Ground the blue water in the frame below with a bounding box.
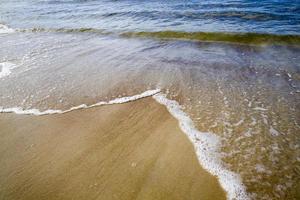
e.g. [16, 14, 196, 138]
[0, 1, 300, 200]
[1, 0, 299, 34]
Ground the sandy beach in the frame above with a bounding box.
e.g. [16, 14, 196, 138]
[0, 97, 226, 200]
[1, 0, 299, 199]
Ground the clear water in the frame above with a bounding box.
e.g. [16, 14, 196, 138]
[0, 0, 300, 199]
[1, 0, 300, 34]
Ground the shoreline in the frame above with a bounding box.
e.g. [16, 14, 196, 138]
[0, 96, 226, 200]
[0, 90, 249, 200]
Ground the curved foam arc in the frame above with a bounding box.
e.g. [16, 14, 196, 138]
[0, 89, 249, 199]
[0, 62, 17, 78]
[0, 89, 161, 115]
[152, 93, 250, 200]
[0, 24, 15, 34]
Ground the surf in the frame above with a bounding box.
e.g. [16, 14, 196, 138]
[0, 89, 250, 199]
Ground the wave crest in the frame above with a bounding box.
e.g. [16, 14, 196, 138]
[0, 24, 15, 34]
[122, 31, 300, 46]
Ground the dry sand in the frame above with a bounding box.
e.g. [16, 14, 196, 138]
[0, 97, 226, 200]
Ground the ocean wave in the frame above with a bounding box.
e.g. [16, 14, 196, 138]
[12, 26, 300, 45]
[101, 10, 286, 22]
[0, 24, 15, 34]
[122, 31, 300, 46]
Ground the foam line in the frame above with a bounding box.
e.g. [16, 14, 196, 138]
[253, 107, 268, 111]
[0, 24, 15, 34]
[0, 89, 249, 199]
[0, 89, 160, 116]
[153, 93, 249, 200]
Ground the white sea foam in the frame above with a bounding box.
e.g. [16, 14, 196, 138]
[0, 62, 17, 78]
[0, 24, 15, 34]
[0, 89, 161, 115]
[0, 89, 249, 199]
[153, 93, 249, 200]
[253, 107, 268, 111]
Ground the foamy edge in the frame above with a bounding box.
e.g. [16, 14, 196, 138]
[0, 89, 160, 115]
[0, 89, 249, 199]
[153, 93, 249, 200]
[0, 24, 15, 34]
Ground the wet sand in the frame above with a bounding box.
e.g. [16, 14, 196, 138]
[0, 97, 226, 200]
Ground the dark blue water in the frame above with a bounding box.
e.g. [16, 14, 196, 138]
[1, 0, 300, 34]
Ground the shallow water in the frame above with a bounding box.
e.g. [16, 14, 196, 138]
[1, 31, 299, 199]
[0, 0, 300, 199]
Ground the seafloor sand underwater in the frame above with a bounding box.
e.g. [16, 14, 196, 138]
[0, 29, 299, 200]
